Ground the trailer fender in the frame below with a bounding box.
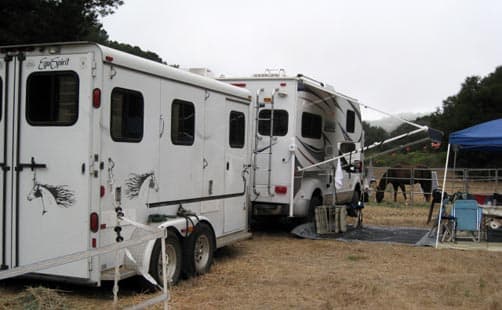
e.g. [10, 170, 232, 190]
[139, 215, 212, 276]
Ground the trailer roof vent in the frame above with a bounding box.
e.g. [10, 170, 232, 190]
[253, 68, 287, 78]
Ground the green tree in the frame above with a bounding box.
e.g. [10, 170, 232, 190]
[362, 121, 388, 147]
[0, 0, 164, 63]
[430, 66, 502, 138]
[0, 0, 123, 44]
[430, 66, 502, 167]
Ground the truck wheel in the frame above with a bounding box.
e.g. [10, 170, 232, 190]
[149, 232, 182, 286]
[351, 190, 363, 228]
[308, 194, 322, 221]
[183, 223, 215, 276]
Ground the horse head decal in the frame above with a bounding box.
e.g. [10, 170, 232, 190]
[124, 171, 159, 200]
[27, 183, 76, 215]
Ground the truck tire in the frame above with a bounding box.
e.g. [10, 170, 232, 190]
[148, 232, 182, 286]
[308, 194, 322, 221]
[351, 190, 363, 228]
[183, 222, 215, 276]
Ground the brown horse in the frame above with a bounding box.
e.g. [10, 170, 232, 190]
[376, 166, 432, 203]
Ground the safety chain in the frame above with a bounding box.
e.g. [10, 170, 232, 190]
[108, 158, 124, 307]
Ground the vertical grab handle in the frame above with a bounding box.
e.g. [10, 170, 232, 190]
[159, 114, 165, 138]
[203, 158, 208, 169]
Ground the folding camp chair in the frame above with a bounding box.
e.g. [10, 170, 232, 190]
[452, 199, 482, 242]
[428, 195, 456, 242]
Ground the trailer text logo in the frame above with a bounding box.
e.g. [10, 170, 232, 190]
[38, 56, 70, 70]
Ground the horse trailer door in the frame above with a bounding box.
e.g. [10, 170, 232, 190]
[0, 56, 9, 270]
[3, 52, 93, 279]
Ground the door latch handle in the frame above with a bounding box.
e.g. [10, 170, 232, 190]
[203, 158, 208, 169]
[16, 157, 47, 172]
[0, 163, 10, 172]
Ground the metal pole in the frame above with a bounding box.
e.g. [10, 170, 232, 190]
[299, 127, 428, 171]
[267, 89, 278, 196]
[410, 167, 414, 207]
[252, 89, 264, 197]
[160, 233, 169, 310]
[435, 144, 451, 248]
[289, 151, 295, 217]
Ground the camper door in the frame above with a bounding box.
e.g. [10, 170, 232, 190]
[335, 142, 359, 203]
[1, 52, 93, 278]
[223, 101, 249, 233]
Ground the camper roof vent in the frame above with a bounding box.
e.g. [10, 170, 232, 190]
[187, 68, 215, 78]
[253, 68, 287, 78]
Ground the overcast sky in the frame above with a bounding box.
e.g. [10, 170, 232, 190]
[102, 0, 502, 120]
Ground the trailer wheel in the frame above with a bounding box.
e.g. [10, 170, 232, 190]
[149, 232, 182, 286]
[183, 223, 215, 276]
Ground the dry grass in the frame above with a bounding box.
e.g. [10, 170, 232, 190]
[1, 204, 502, 309]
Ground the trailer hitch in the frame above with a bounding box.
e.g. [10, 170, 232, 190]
[15, 157, 47, 172]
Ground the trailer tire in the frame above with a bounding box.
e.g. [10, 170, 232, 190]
[149, 232, 182, 286]
[183, 222, 215, 277]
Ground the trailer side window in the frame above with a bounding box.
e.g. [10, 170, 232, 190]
[171, 99, 195, 146]
[26, 71, 78, 126]
[229, 111, 245, 148]
[258, 109, 288, 136]
[301, 112, 322, 139]
[110, 88, 144, 142]
[346, 110, 355, 133]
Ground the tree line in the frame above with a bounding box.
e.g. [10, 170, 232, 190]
[0, 0, 164, 63]
[2, 1, 500, 167]
[364, 66, 502, 167]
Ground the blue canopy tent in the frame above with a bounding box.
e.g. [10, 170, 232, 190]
[435, 119, 502, 247]
[449, 119, 502, 151]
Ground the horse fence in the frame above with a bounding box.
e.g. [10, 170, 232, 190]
[368, 166, 502, 206]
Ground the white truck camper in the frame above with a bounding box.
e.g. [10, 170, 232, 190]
[219, 70, 364, 222]
[0, 42, 252, 286]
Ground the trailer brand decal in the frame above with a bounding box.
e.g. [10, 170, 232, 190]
[125, 172, 159, 199]
[27, 183, 76, 215]
[38, 56, 70, 70]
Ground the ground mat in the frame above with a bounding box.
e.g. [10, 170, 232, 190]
[291, 222, 429, 245]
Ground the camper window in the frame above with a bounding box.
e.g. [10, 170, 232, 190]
[301, 112, 322, 139]
[229, 111, 245, 148]
[171, 99, 195, 146]
[26, 71, 78, 126]
[110, 88, 144, 142]
[346, 110, 355, 133]
[258, 109, 288, 136]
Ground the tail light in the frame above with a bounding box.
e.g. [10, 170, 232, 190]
[100, 185, 105, 198]
[90, 212, 99, 233]
[93, 88, 101, 108]
[275, 185, 287, 194]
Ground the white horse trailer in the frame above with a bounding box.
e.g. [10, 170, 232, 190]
[219, 71, 364, 221]
[0, 42, 252, 286]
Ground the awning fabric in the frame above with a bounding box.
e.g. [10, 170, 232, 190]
[449, 119, 502, 151]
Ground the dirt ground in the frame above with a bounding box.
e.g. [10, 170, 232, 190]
[1, 203, 502, 309]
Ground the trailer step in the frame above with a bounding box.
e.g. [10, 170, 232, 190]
[216, 231, 252, 248]
[101, 266, 137, 281]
